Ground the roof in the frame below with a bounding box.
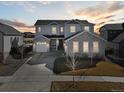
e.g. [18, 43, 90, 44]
[0, 23, 22, 36]
[65, 31, 106, 42]
[33, 35, 50, 41]
[43, 35, 64, 38]
[101, 23, 124, 31]
[34, 19, 95, 26]
[113, 32, 124, 43]
[64, 31, 82, 40]
[23, 32, 35, 38]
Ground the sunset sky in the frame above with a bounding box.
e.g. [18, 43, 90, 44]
[0, 1, 124, 33]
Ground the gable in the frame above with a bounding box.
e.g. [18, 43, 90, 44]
[65, 31, 106, 42]
[34, 35, 50, 42]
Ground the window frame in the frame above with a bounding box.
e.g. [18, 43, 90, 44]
[38, 27, 41, 32]
[60, 27, 64, 33]
[93, 41, 99, 53]
[83, 41, 89, 53]
[70, 25, 76, 33]
[73, 41, 79, 53]
[52, 26, 57, 34]
[84, 26, 89, 31]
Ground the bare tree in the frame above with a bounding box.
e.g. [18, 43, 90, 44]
[65, 51, 79, 88]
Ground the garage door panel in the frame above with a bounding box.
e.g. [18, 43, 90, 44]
[36, 43, 49, 52]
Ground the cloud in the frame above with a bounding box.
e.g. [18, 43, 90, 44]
[0, 1, 37, 13]
[74, 1, 124, 20]
[39, 1, 52, 5]
[0, 1, 55, 13]
[66, 1, 124, 33]
[0, 19, 35, 33]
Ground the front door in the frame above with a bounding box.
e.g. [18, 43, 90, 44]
[58, 39, 64, 50]
[50, 39, 57, 52]
[50, 39, 64, 52]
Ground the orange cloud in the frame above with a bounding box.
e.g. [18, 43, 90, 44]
[0, 19, 35, 33]
[15, 27, 35, 33]
[66, 1, 124, 33]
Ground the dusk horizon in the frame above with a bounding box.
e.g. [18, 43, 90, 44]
[0, 1, 124, 33]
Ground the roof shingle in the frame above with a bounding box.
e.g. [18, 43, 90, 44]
[0, 23, 22, 36]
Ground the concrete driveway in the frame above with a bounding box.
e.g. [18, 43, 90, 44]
[27, 51, 64, 70]
[0, 52, 123, 92]
[0, 52, 64, 92]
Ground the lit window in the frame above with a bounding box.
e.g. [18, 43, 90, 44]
[60, 27, 64, 32]
[84, 26, 89, 31]
[83, 41, 89, 53]
[93, 41, 99, 53]
[52, 26, 57, 34]
[37, 42, 42, 45]
[37, 42, 47, 45]
[38, 27, 41, 32]
[73, 41, 79, 53]
[41, 42, 47, 44]
[70, 25, 76, 32]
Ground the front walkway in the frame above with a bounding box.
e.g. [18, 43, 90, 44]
[0, 52, 123, 92]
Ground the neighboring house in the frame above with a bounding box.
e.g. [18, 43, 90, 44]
[0, 23, 23, 63]
[113, 32, 124, 58]
[33, 19, 106, 58]
[99, 23, 124, 58]
[23, 32, 35, 47]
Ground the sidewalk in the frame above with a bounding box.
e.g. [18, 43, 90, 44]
[0, 64, 124, 92]
[0, 55, 123, 91]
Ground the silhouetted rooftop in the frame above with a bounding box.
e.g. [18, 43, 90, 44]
[0, 23, 22, 36]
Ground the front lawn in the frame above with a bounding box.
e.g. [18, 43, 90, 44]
[53, 57, 102, 74]
[51, 81, 124, 92]
[61, 61, 124, 77]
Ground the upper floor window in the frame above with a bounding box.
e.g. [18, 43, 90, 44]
[52, 26, 57, 34]
[38, 27, 41, 32]
[84, 26, 89, 31]
[60, 27, 64, 33]
[73, 41, 79, 53]
[93, 41, 99, 53]
[70, 25, 76, 33]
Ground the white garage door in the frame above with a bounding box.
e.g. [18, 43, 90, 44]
[35, 42, 49, 52]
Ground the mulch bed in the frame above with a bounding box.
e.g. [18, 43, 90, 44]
[51, 81, 124, 92]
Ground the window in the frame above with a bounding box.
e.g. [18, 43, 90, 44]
[93, 41, 99, 53]
[37, 42, 42, 45]
[38, 27, 41, 32]
[41, 42, 47, 44]
[52, 26, 57, 34]
[60, 27, 64, 32]
[37, 42, 47, 45]
[84, 26, 89, 31]
[73, 41, 79, 53]
[83, 41, 89, 53]
[70, 25, 76, 32]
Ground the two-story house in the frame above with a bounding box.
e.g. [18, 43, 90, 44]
[33, 19, 106, 58]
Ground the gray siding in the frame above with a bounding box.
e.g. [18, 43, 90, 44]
[65, 32, 105, 58]
[36, 24, 63, 35]
[36, 23, 94, 37]
[64, 23, 82, 38]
